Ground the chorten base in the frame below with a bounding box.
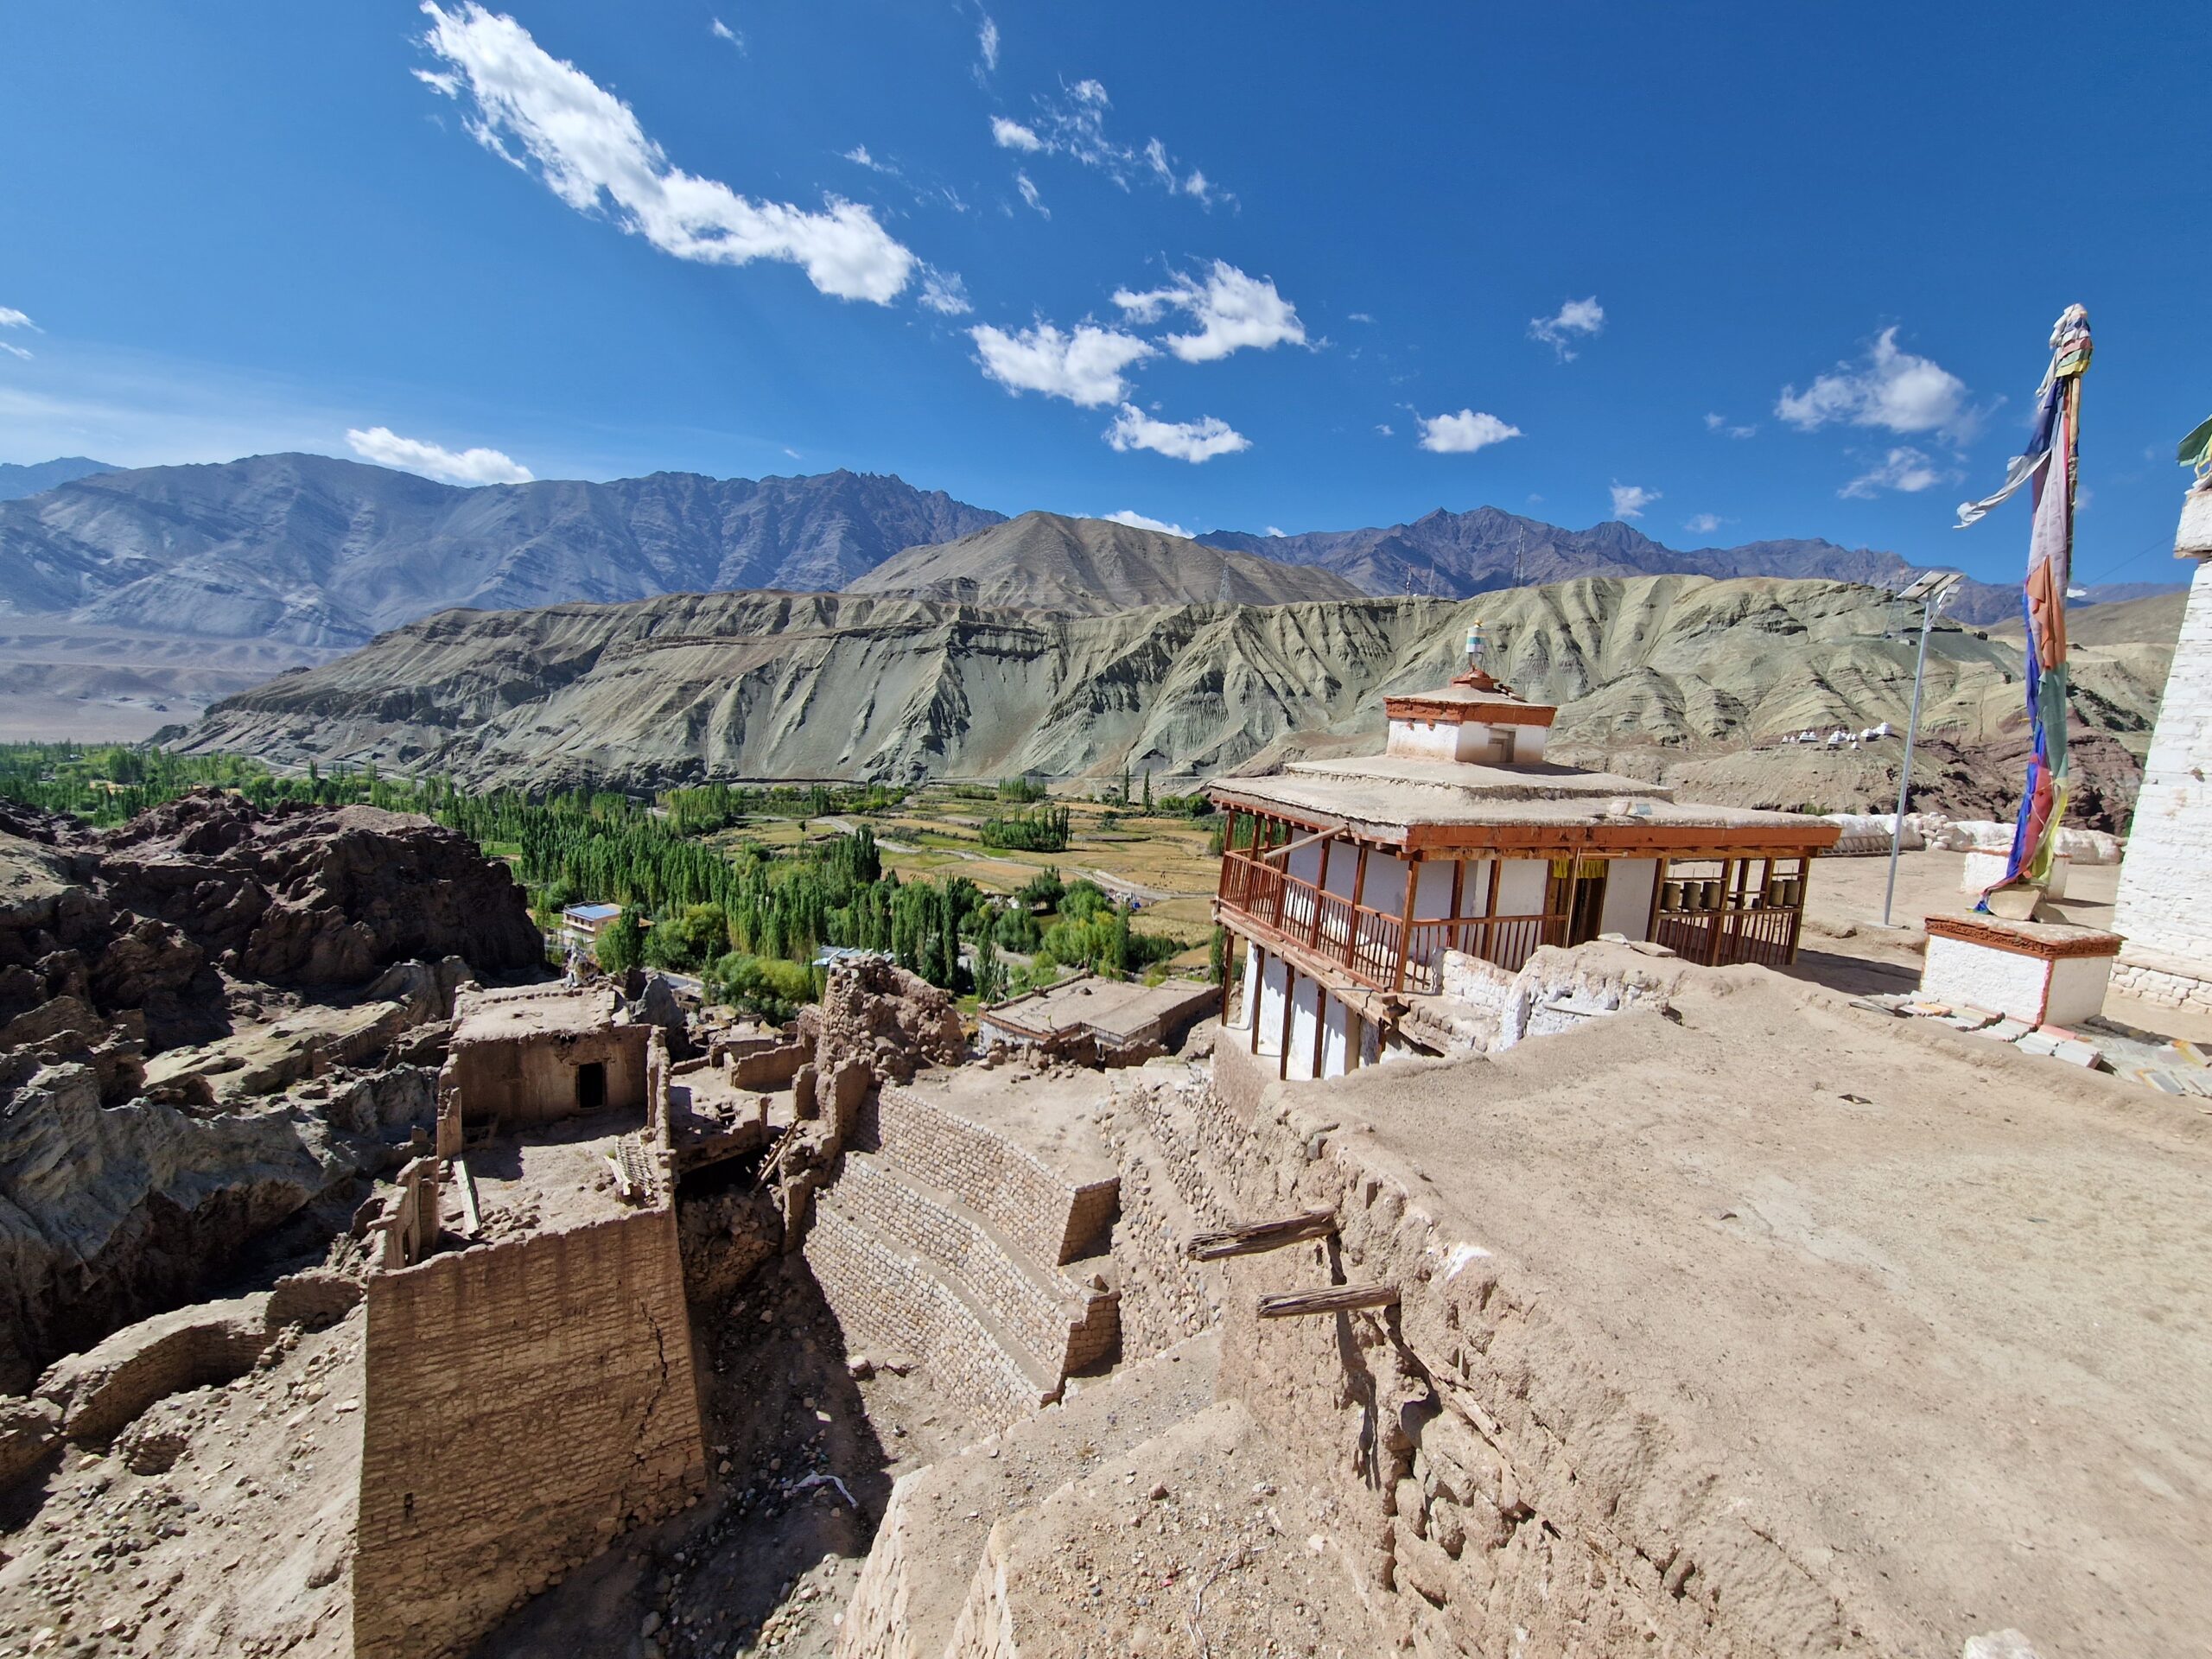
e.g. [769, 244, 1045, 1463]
[1919, 915, 2120, 1028]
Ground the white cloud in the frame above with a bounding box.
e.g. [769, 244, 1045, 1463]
[976, 14, 999, 73]
[1416, 409, 1522, 454]
[1264, 525, 1286, 537]
[0, 308, 35, 332]
[990, 115, 1043, 151]
[416, 3, 915, 304]
[1374, 423, 1394, 437]
[1610, 482, 1659, 519]
[918, 267, 972, 316]
[1347, 312, 1374, 324]
[1111, 262, 1304, 363]
[1105, 404, 1249, 464]
[842, 144, 887, 172]
[347, 424, 533, 486]
[1704, 411, 1757, 439]
[970, 321, 1154, 407]
[1778, 327, 1970, 438]
[1014, 170, 1047, 218]
[1102, 508, 1192, 537]
[1839, 445, 1951, 499]
[1529, 296, 1604, 359]
[1683, 512, 1724, 535]
[0, 342, 31, 361]
[1000, 79, 1227, 206]
[709, 17, 743, 50]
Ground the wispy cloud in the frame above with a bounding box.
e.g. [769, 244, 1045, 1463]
[917, 267, 972, 316]
[970, 321, 1153, 407]
[1840, 445, 1953, 499]
[347, 424, 532, 485]
[1683, 512, 1725, 535]
[1112, 262, 1304, 363]
[1347, 312, 1375, 325]
[709, 16, 743, 51]
[1014, 170, 1047, 218]
[1529, 296, 1604, 360]
[1105, 404, 1249, 463]
[0, 308, 37, 361]
[1704, 411, 1757, 439]
[997, 78, 1228, 206]
[1778, 327, 1973, 440]
[1101, 508, 1192, 537]
[976, 13, 999, 74]
[1374, 423, 1394, 437]
[1416, 409, 1522, 454]
[1609, 482, 1659, 519]
[416, 3, 916, 304]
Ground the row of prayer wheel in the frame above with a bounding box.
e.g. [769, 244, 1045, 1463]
[1662, 875, 1801, 912]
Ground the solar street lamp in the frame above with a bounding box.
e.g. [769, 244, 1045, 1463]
[1882, 570, 1965, 927]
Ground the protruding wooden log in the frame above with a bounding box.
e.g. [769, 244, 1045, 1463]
[1185, 1209, 1338, 1262]
[1256, 1283, 1399, 1319]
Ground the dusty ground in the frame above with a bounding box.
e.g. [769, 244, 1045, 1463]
[1301, 970, 2212, 1656]
[0, 1313, 361, 1659]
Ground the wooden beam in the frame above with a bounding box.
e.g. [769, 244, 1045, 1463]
[1186, 1209, 1338, 1261]
[1257, 1283, 1400, 1319]
[1248, 948, 1262, 1052]
[1278, 965, 1295, 1079]
[1391, 852, 1422, 993]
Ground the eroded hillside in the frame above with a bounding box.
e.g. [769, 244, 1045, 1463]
[178, 575, 2171, 793]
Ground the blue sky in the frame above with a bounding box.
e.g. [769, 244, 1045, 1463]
[2, 3, 2206, 583]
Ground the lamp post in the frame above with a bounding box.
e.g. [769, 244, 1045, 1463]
[1882, 570, 1964, 928]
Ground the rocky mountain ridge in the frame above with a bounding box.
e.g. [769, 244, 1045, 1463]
[175, 575, 2173, 798]
[846, 511, 1365, 612]
[0, 457, 118, 502]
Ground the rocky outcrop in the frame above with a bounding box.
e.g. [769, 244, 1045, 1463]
[0, 793, 542, 1389]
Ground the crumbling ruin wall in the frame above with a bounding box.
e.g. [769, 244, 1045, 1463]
[1094, 1078, 1233, 1361]
[1190, 1063, 1875, 1657]
[350, 1205, 706, 1659]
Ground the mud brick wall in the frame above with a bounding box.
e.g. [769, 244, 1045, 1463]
[730, 1040, 809, 1090]
[1197, 1073, 1872, 1657]
[804, 1203, 1054, 1433]
[868, 1087, 1117, 1265]
[1095, 1082, 1231, 1361]
[352, 1207, 706, 1659]
[830, 1154, 1114, 1380]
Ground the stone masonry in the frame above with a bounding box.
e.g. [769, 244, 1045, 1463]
[2112, 489, 2212, 1007]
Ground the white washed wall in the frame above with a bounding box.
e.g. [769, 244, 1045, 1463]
[2113, 552, 2212, 984]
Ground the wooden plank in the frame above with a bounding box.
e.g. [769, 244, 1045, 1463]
[1186, 1209, 1338, 1261]
[452, 1155, 482, 1237]
[1257, 1282, 1400, 1319]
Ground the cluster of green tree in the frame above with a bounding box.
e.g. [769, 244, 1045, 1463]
[978, 804, 1072, 851]
[1149, 791, 1215, 818]
[657, 780, 905, 836]
[0, 744, 460, 825]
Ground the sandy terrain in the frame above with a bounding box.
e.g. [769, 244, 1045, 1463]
[1300, 970, 2212, 1655]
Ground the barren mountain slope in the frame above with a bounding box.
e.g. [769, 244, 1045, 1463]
[846, 511, 1365, 612]
[178, 575, 2165, 792]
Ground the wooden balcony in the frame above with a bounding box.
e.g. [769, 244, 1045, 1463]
[1217, 851, 1560, 994]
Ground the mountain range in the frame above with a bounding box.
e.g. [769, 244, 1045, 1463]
[177, 575, 2173, 803]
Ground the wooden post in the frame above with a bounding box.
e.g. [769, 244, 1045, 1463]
[1348, 843, 1369, 972]
[1311, 995, 1325, 1079]
[1560, 857, 1581, 948]
[1391, 852, 1421, 993]
[1711, 859, 1734, 964]
[1185, 1209, 1338, 1261]
[1278, 966, 1296, 1079]
[1645, 855, 1668, 944]
[1484, 855, 1503, 963]
[1249, 949, 1263, 1052]
[1446, 857, 1465, 954]
[1345, 1007, 1363, 1071]
[1257, 1283, 1400, 1319]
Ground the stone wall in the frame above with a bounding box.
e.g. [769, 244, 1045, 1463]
[803, 1202, 1056, 1433]
[828, 1153, 1115, 1379]
[868, 1087, 1116, 1266]
[441, 1022, 651, 1135]
[1095, 1078, 1233, 1360]
[2113, 541, 2212, 990]
[1189, 1071, 1877, 1656]
[351, 1205, 706, 1659]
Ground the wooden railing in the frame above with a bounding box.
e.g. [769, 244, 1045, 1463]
[1217, 851, 1560, 992]
[1654, 903, 1801, 968]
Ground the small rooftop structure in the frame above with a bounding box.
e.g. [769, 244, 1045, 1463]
[979, 972, 1217, 1067]
[439, 982, 653, 1153]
